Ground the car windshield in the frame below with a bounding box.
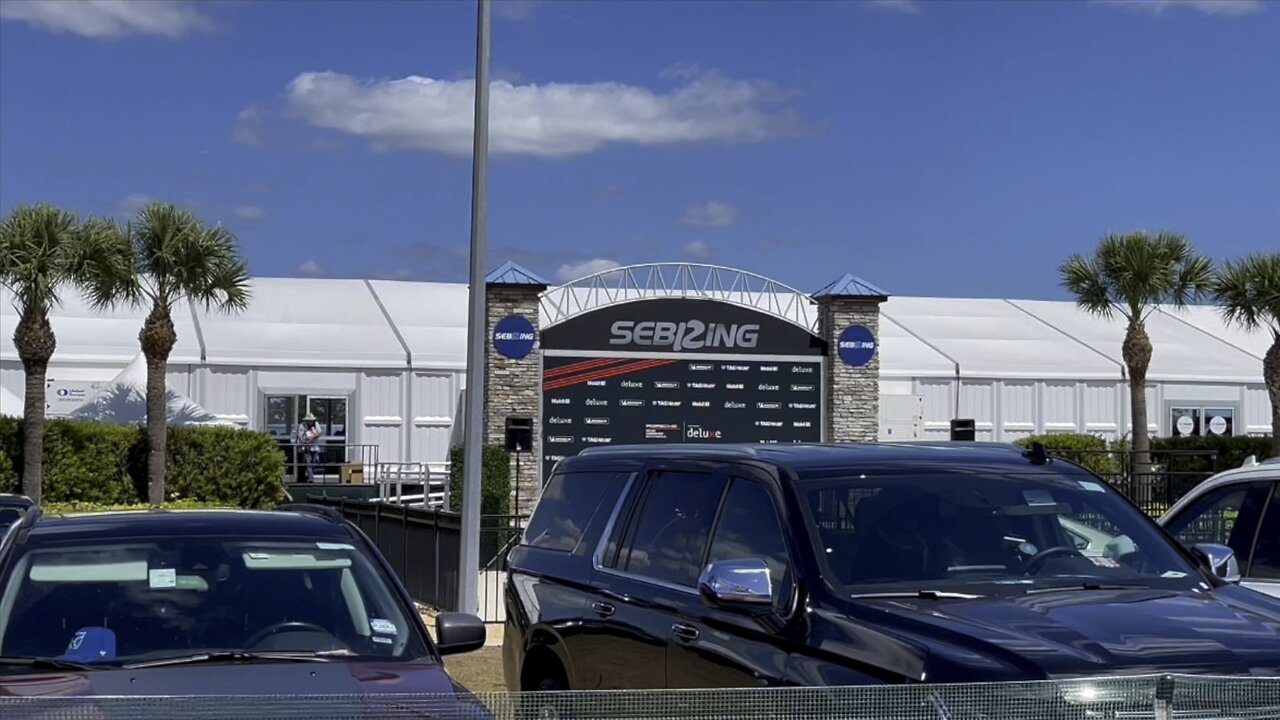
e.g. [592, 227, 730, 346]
[0, 536, 431, 666]
[801, 468, 1208, 596]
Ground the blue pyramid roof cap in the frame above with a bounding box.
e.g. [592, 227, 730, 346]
[812, 273, 889, 299]
[485, 261, 549, 287]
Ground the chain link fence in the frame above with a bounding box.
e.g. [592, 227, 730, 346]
[1, 673, 1277, 719]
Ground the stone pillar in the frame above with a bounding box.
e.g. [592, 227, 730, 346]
[483, 262, 547, 516]
[813, 274, 889, 443]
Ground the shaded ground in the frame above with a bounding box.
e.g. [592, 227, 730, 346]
[445, 646, 505, 693]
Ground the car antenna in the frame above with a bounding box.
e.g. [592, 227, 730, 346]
[1022, 441, 1051, 466]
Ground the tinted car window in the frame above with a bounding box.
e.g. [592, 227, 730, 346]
[1248, 483, 1280, 580]
[620, 471, 726, 588]
[0, 537, 429, 664]
[706, 478, 791, 602]
[524, 471, 616, 552]
[802, 470, 1204, 594]
[1165, 482, 1268, 560]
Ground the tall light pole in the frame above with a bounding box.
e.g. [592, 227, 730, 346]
[459, 0, 491, 615]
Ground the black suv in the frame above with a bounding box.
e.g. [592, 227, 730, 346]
[503, 443, 1280, 689]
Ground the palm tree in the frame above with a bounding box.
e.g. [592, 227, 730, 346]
[1060, 231, 1214, 478]
[89, 202, 251, 504]
[1214, 253, 1280, 455]
[0, 205, 133, 503]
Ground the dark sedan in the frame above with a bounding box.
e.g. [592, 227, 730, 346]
[0, 504, 487, 709]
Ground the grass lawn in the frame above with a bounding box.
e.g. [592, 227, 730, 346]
[445, 646, 506, 693]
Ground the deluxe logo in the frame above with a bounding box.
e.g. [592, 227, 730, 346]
[586, 399, 608, 406]
[548, 436, 574, 444]
[725, 401, 746, 409]
[686, 425, 723, 440]
[548, 417, 572, 425]
[587, 380, 607, 386]
[789, 402, 818, 410]
[791, 365, 815, 374]
[726, 383, 745, 390]
[757, 402, 781, 410]
[582, 436, 612, 444]
[653, 400, 683, 407]
[620, 380, 643, 388]
[654, 381, 680, 389]
[758, 384, 780, 391]
[756, 420, 783, 428]
[550, 398, 570, 405]
[584, 417, 610, 425]
[620, 399, 645, 407]
[691, 401, 710, 408]
[609, 320, 759, 351]
[689, 363, 714, 371]
[791, 384, 815, 392]
[688, 382, 716, 389]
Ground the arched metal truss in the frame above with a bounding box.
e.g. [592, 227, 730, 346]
[540, 262, 819, 332]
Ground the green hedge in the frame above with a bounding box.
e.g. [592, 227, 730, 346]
[448, 444, 512, 515]
[43, 500, 233, 515]
[0, 417, 286, 508]
[1150, 435, 1273, 473]
[1015, 433, 1120, 476]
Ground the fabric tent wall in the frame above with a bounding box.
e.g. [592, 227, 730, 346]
[70, 354, 231, 426]
[0, 384, 21, 418]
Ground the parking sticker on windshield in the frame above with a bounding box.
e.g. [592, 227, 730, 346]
[316, 542, 355, 550]
[148, 568, 177, 589]
[370, 618, 397, 635]
[1088, 557, 1121, 569]
[1078, 481, 1107, 493]
[1022, 489, 1055, 506]
[372, 636, 393, 645]
[1161, 571, 1188, 579]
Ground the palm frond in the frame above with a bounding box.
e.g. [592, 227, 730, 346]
[72, 217, 142, 311]
[1215, 253, 1280, 334]
[0, 203, 84, 316]
[1059, 253, 1115, 318]
[125, 200, 252, 315]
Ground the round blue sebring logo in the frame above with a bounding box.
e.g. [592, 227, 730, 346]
[837, 325, 876, 367]
[493, 315, 536, 359]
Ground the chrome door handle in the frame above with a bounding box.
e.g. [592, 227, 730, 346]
[671, 623, 700, 642]
[591, 601, 615, 618]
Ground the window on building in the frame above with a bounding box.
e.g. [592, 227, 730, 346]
[1169, 406, 1235, 438]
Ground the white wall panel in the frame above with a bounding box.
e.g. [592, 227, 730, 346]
[1000, 381, 1036, 438]
[166, 365, 193, 397]
[1083, 382, 1120, 437]
[1145, 384, 1160, 435]
[958, 381, 995, 440]
[200, 366, 251, 425]
[1242, 385, 1269, 436]
[411, 372, 458, 465]
[917, 379, 954, 438]
[360, 371, 404, 463]
[1042, 381, 1078, 433]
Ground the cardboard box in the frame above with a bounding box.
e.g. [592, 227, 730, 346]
[340, 463, 364, 485]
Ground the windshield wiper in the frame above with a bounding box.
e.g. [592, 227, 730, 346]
[1025, 582, 1149, 596]
[124, 651, 334, 669]
[0, 656, 96, 671]
[850, 590, 984, 600]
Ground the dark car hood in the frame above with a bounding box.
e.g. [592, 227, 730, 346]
[0, 659, 473, 698]
[844, 586, 1280, 681]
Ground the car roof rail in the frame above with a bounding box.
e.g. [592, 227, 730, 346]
[1240, 455, 1259, 468]
[17, 504, 42, 530]
[276, 502, 346, 524]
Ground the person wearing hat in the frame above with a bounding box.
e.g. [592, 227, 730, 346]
[296, 412, 323, 482]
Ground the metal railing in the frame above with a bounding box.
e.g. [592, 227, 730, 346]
[2, 673, 1277, 719]
[372, 461, 451, 509]
[278, 440, 380, 485]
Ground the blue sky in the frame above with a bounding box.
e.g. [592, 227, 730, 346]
[1, 0, 1276, 299]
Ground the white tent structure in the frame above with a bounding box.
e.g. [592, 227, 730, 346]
[0, 384, 21, 418]
[69, 354, 230, 426]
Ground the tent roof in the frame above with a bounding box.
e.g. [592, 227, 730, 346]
[878, 314, 955, 377]
[882, 297, 1122, 380]
[368, 279, 469, 369]
[1163, 304, 1273, 361]
[0, 287, 201, 364]
[70, 354, 229, 425]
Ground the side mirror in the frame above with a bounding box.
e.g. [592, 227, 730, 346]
[435, 612, 486, 656]
[1192, 543, 1242, 583]
[698, 558, 774, 608]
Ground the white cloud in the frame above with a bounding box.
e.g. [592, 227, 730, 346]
[1093, 0, 1263, 15]
[118, 193, 156, 215]
[682, 201, 739, 228]
[683, 240, 712, 260]
[231, 205, 267, 221]
[283, 68, 804, 158]
[0, 0, 215, 39]
[865, 0, 921, 14]
[493, 0, 543, 21]
[555, 258, 622, 282]
[233, 106, 265, 146]
[298, 260, 324, 277]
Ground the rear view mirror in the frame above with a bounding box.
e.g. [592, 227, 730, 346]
[698, 558, 773, 608]
[1192, 543, 1241, 583]
[435, 612, 486, 656]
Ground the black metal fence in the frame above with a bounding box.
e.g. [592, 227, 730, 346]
[278, 440, 380, 484]
[306, 497, 526, 621]
[1042, 448, 1221, 517]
